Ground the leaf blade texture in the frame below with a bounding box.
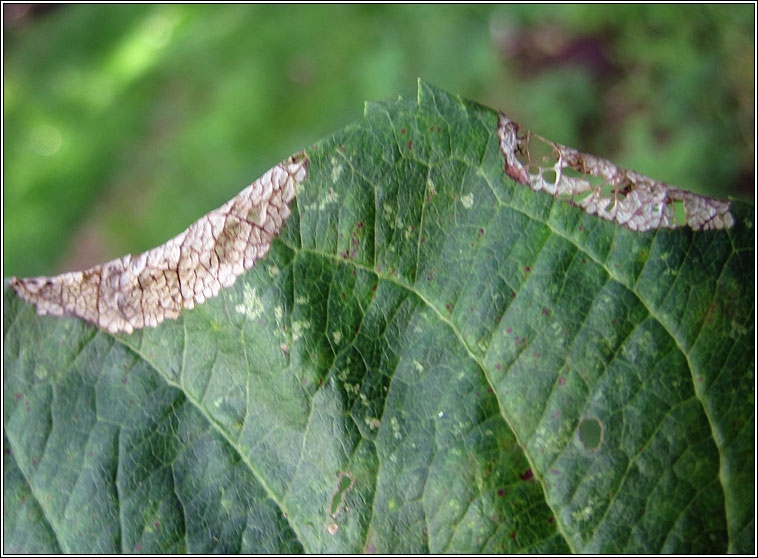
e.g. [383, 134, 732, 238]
[3, 81, 753, 554]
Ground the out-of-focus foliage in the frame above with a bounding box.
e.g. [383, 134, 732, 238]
[3, 4, 753, 278]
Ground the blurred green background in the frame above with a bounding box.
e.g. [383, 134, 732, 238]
[3, 4, 754, 278]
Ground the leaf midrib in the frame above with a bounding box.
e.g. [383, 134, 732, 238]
[475, 169, 732, 545]
[108, 186, 731, 552]
[332, 104, 727, 490]
[287, 179, 729, 546]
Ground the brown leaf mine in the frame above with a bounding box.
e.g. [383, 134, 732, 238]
[497, 113, 734, 232]
[10, 152, 309, 334]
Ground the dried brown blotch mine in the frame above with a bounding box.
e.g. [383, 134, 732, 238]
[498, 117, 530, 186]
[497, 112, 734, 232]
[10, 152, 309, 334]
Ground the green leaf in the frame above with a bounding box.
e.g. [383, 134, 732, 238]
[4, 81, 753, 554]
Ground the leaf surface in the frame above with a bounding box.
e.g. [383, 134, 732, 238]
[3, 81, 754, 554]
